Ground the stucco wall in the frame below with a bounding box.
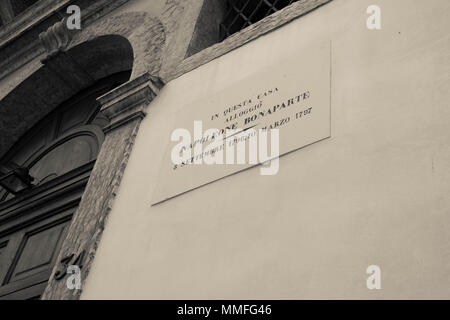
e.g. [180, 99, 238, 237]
[81, 0, 450, 299]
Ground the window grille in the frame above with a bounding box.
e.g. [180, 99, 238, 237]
[220, 0, 299, 40]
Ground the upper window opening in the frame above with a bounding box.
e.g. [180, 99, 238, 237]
[187, 0, 300, 56]
[220, 0, 299, 40]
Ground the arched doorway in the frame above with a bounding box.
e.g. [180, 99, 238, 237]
[0, 12, 165, 300]
[0, 71, 131, 300]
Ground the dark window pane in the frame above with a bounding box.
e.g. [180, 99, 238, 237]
[220, 0, 298, 40]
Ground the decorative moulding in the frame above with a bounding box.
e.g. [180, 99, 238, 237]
[98, 73, 165, 133]
[0, 0, 130, 80]
[39, 17, 77, 61]
[0, 0, 70, 47]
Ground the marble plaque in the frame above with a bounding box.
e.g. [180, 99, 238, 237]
[152, 41, 331, 205]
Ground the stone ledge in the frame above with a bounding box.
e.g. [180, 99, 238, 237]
[99, 73, 164, 133]
[0, 0, 130, 81]
[0, 0, 69, 47]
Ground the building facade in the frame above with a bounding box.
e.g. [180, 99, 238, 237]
[0, 0, 449, 300]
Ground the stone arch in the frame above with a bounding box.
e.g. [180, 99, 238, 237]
[0, 11, 165, 158]
[69, 12, 166, 79]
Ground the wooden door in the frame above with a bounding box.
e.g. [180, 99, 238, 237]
[0, 161, 93, 299]
[0, 206, 75, 299]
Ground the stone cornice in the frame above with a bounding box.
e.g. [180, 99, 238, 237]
[98, 73, 165, 133]
[0, 0, 69, 47]
[0, 0, 130, 80]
